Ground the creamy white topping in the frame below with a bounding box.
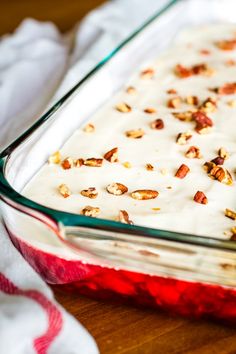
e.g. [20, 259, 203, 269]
[23, 25, 236, 239]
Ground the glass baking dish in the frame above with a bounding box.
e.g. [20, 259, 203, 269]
[1, 0, 236, 322]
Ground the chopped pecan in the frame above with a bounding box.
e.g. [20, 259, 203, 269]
[118, 210, 133, 224]
[146, 163, 154, 171]
[200, 49, 211, 55]
[144, 107, 156, 114]
[199, 97, 217, 113]
[81, 187, 98, 199]
[140, 68, 155, 79]
[185, 96, 199, 106]
[211, 82, 236, 95]
[106, 183, 128, 195]
[131, 189, 159, 200]
[74, 158, 84, 167]
[61, 157, 73, 170]
[185, 146, 201, 159]
[175, 164, 190, 179]
[84, 158, 103, 167]
[231, 227, 236, 240]
[173, 110, 194, 122]
[167, 88, 177, 94]
[167, 96, 182, 108]
[227, 99, 236, 107]
[218, 147, 229, 160]
[211, 156, 224, 165]
[203, 161, 216, 173]
[176, 131, 192, 145]
[193, 191, 208, 204]
[81, 206, 100, 217]
[215, 39, 236, 51]
[123, 161, 132, 169]
[104, 147, 118, 163]
[125, 129, 145, 139]
[192, 111, 213, 134]
[210, 166, 233, 185]
[126, 86, 136, 94]
[225, 208, 236, 220]
[175, 63, 214, 78]
[48, 151, 61, 164]
[115, 102, 132, 113]
[150, 118, 164, 130]
[83, 123, 95, 133]
[225, 59, 236, 66]
[174, 64, 192, 78]
[58, 184, 71, 198]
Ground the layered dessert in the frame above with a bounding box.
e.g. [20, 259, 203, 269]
[23, 24, 236, 239]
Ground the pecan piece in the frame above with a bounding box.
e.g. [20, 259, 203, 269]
[210, 166, 233, 185]
[193, 191, 208, 204]
[123, 161, 132, 169]
[61, 157, 73, 170]
[215, 39, 236, 51]
[144, 107, 156, 114]
[225, 208, 236, 220]
[126, 86, 136, 94]
[212, 82, 236, 95]
[174, 64, 192, 78]
[227, 99, 236, 107]
[81, 187, 98, 199]
[150, 118, 164, 130]
[231, 227, 236, 240]
[167, 88, 177, 94]
[200, 49, 211, 55]
[175, 164, 190, 179]
[218, 147, 229, 160]
[118, 210, 133, 225]
[203, 161, 216, 173]
[83, 123, 95, 133]
[175, 63, 213, 78]
[58, 184, 71, 198]
[185, 146, 201, 159]
[131, 189, 159, 200]
[173, 110, 194, 122]
[104, 147, 118, 163]
[192, 111, 213, 134]
[176, 131, 192, 145]
[211, 156, 224, 165]
[199, 97, 217, 113]
[185, 96, 199, 106]
[146, 163, 154, 171]
[48, 151, 61, 164]
[84, 158, 103, 167]
[81, 206, 100, 217]
[140, 68, 155, 79]
[115, 102, 131, 113]
[167, 96, 182, 109]
[125, 129, 145, 139]
[106, 183, 128, 195]
[74, 158, 84, 167]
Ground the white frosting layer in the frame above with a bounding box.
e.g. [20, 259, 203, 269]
[24, 25, 236, 239]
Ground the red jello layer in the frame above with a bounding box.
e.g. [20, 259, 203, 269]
[10, 232, 236, 323]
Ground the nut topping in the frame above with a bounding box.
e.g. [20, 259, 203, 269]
[144, 107, 156, 114]
[115, 102, 131, 113]
[199, 97, 217, 113]
[185, 96, 199, 106]
[48, 151, 61, 164]
[225, 208, 236, 220]
[81, 187, 98, 199]
[81, 206, 100, 217]
[173, 110, 194, 122]
[61, 157, 73, 170]
[126, 86, 136, 94]
[140, 68, 155, 79]
[146, 163, 154, 171]
[167, 88, 177, 94]
[211, 82, 236, 95]
[176, 131, 192, 145]
[185, 146, 201, 159]
[167, 96, 182, 109]
[74, 158, 84, 167]
[123, 161, 132, 169]
[83, 123, 95, 133]
[104, 147, 118, 163]
[106, 183, 128, 195]
[218, 147, 229, 160]
[194, 191, 208, 204]
[175, 63, 214, 78]
[175, 164, 190, 179]
[131, 189, 159, 200]
[58, 184, 71, 198]
[209, 166, 233, 185]
[118, 210, 133, 224]
[192, 111, 213, 134]
[215, 39, 236, 51]
[150, 118, 164, 130]
[84, 158, 103, 167]
[125, 129, 145, 139]
[211, 156, 224, 166]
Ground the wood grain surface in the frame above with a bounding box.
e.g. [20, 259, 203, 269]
[2, 1, 236, 353]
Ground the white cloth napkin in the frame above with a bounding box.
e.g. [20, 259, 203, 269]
[0, 1, 167, 353]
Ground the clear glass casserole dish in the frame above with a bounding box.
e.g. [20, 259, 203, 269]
[1, 0, 236, 322]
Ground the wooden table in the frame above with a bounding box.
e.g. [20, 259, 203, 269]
[2, 1, 236, 353]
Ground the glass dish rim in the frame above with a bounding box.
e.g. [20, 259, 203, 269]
[1, 0, 236, 253]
